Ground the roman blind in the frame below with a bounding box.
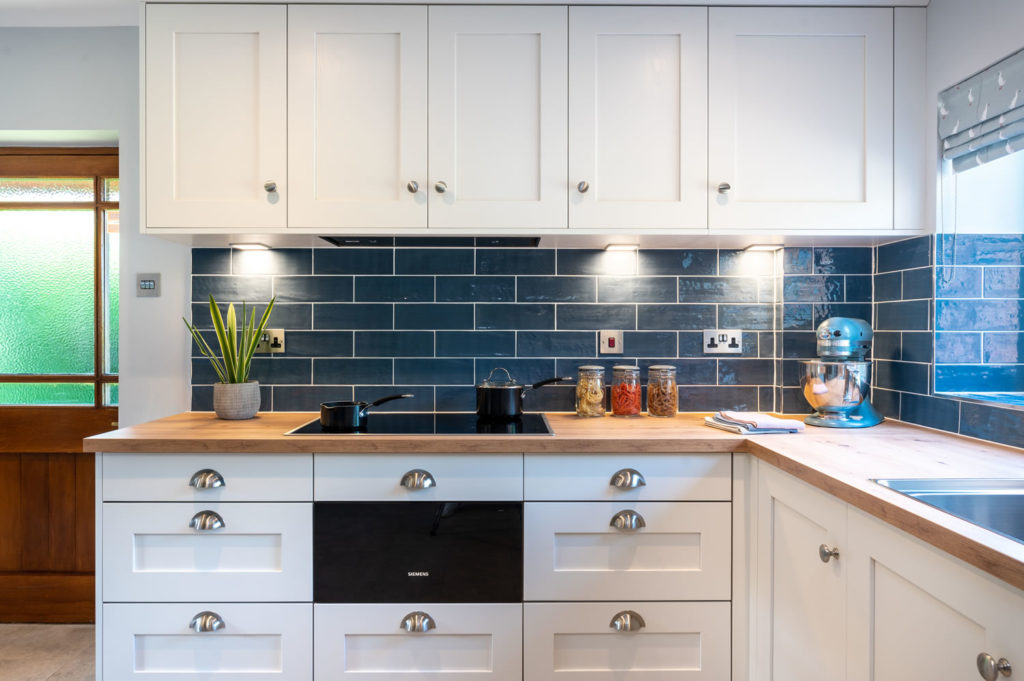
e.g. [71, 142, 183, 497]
[939, 46, 1024, 173]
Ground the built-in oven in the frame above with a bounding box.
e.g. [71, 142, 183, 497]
[314, 501, 523, 603]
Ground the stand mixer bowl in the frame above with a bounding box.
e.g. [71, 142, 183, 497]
[800, 360, 872, 418]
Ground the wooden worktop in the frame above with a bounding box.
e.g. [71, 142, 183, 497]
[84, 411, 1024, 591]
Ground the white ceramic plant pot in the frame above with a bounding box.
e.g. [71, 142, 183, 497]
[213, 381, 261, 420]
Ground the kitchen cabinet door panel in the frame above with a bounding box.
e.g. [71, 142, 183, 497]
[288, 6, 428, 229]
[429, 7, 568, 229]
[569, 7, 707, 230]
[145, 4, 287, 229]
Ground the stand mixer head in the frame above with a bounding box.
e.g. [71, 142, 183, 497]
[800, 317, 883, 428]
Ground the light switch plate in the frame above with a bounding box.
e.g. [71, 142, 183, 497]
[136, 273, 161, 297]
[704, 329, 743, 354]
[600, 330, 623, 354]
[254, 328, 285, 354]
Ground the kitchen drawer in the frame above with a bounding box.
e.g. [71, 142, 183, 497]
[315, 453, 522, 501]
[102, 602, 311, 681]
[102, 452, 312, 502]
[315, 603, 521, 681]
[525, 453, 731, 501]
[102, 502, 311, 602]
[524, 502, 730, 601]
[524, 601, 730, 680]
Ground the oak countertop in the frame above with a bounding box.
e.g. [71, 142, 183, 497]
[85, 411, 1024, 591]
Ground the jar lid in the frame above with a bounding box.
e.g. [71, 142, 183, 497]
[648, 364, 677, 372]
[577, 365, 605, 371]
[612, 365, 640, 372]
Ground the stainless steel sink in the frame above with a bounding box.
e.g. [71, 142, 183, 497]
[875, 478, 1024, 545]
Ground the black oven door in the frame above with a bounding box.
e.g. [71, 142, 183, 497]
[314, 501, 523, 603]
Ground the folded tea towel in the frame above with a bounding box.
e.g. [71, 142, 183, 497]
[704, 411, 805, 434]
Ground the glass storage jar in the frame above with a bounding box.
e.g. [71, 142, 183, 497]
[575, 365, 606, 417]
[646, 365, 678, 417]
[611, 365, 641, 417]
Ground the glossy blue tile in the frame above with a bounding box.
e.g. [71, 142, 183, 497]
[876, 300, 930, 331]
[719, 305, 773, 330]
[872, 332, 901, 361]
[812, 303, 872, 328]
[718, 359, 774, 385]
[396, 304, 473, 330]
[780, 359, 805, 387]
[598, 277, 676, 303]
[936, 364, 1024, 393]
[274, 276, 353, 303]
[554, 359, 623, 379]
[678, 332, 704, 357]
[845, 275, 872, 302]
[436, 331, 515, 357]
[190, 302, 311, 330]
[353, 386, 434, 411]
[435, 386, 477, 411]
[939, 234, 1024, 266]
[638, 249, 717, 275]
[758, 332, 775, 358]
[900, 332, 933, 364]
[758, 278, 775, 303]
[678, 386, 758, 411]
[758, 386, 776, 412]
[959, 401, 1024, 449]
[314, 303, 392, 330]
[781, 387, 813, 414]
[871, 388, 900, 419]
[474, 359, 558, 384]
[877, 236, 931, 273]
[720, 250, 773, 276]
[557, 249, 636, 275]
[782, 332, 817, 358]
[192, 276, 272, 302]
[637, 304, 716, 331]
[518, 277, 595, 302]
[558, 304, 635, 330]
[518, 331, 595, 357]
[640, 359, 716, 385]
[476, 249, 554, 275]
[934, 267, 981, 298]
[192, 248, 231, 274]
[314, 358, 393, 384]
[983, 267, 1024, 298]
[521, 385, 576, 412]
[900, 393, 959, 432]
[814, 247, 872, 274]
[873, 272, 901, 302]
[936, 300, 1023, 331]
[192, 385, 272, 411]
[783, 304, 813, 330]
[935, 332, 982, 363]
[782, 275, 843, 302]
[983, 332, 1024, 363]
[285, 331, 353, 357]
[622, 331, 677, 357]
[355, 276, 433, 302]
[394, 359, 474, 385]
[437, 276, 514, 302]
[679, 277, 758, 303]
[272, 385, 350, 412]
[354, 331, 433, 357]
[396, 248, 474, 274]
[232, 357, 311, 385]
[875, 360, 929, 394]
[396, 237, 474, 247]
[315, 248, 393, 274]
[901, 267, 934, 300]
[783, 248, 812, 274]
[476, 304, 554, 330]
[234, 249, 312, 275]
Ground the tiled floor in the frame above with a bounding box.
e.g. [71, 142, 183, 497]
[0, 624, 94, 681]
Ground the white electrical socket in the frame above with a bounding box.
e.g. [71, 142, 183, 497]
[703, 329, 742, 354]
[599, 330, 623, 354]
[255, 329, 285, 354]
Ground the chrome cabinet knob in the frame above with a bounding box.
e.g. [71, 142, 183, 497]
[189, 510, 225, 531]
[400, 469, 436, 490]
[609, 610, 645, 632]
[400, 611, 436, 633]
[434, 181, 448, 194]
[818, 543, 840, 563]
[577, 180, 589, 193]
[717, 182, 731, 194]
[978, 653, 1013, 680]
[264, 181, 277, 193]
[190, 611, 225, 633]
[610, 509, 646, 531]
[407, 180, 419, 194]
[189, 469, 225, 490]
[610, 468, 646, 489]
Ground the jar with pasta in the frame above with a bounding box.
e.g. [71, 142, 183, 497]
[575, 365, 606, 417]
[611, 365, 641, 417]
[646, 365, 678, 417]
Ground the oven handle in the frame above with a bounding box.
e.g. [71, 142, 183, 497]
[400, 611, 436, 633]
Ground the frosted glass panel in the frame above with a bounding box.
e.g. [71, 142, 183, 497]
[0, 177, 94, 202]
[104, 383, 119, 406]
[105, 209, 120, 374]
[0, 383, 93, 405]
[0, 210, 95, 374]
[102, 178, 120, 202]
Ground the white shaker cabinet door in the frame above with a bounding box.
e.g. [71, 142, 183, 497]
[288, 5, 428, 230]
[708, 8, 893, 231]
[145, 4, 287, 230]
[428, 6, 568, 230]
[569, 7, 707, 231]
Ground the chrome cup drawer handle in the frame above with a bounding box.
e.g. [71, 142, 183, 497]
[400, 611, 436, 633]
[609, 610, 645, 632]
[189, 469, 225, 490]
[610, 509, 646, 531]
[610, 468, 646, 489]
[190, 611, 226, 633]
[400, 469, 436, 490]
[818, 543, 840, 563]
[189, 510, 225, 531]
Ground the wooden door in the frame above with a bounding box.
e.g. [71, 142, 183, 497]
[145, 4, 287, 230]
[708, 8, 893, 231]
[428, 6, 568, 230]
[569, 7, 707, 231]
[288, 5, 428, 230]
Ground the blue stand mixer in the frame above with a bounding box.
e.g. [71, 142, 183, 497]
[799, 317, 884, 428]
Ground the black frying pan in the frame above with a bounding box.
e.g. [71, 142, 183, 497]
[320, 394, 413, 432]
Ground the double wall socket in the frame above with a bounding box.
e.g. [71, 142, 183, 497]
[704, 329, 742, 354]
[254, 329, 285, 354]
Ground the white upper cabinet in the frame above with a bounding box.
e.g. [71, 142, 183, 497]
[145, 4, 287, 230]
[569, 7, 707, 231]
[288, 6, 428, 230]
[708, 8, 894, 231]
[428, 6, 568, 230]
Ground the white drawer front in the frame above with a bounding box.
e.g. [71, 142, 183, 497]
[524, 602, 730, 680]
[315, 603, 522, 680]
[315, 453, 523, 501]
[524, 502, 730, 600]
[103, 503, 311, 602]
[102, 603, 311, 681]
[525, 453, 731, 501]
[103, 453, 312, 502]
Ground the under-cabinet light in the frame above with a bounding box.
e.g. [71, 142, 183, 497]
[743, 244, 784, 252]
[604, 243, 639, 252]
[229, 242, 271, 251]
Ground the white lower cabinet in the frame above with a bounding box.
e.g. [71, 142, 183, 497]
[315, 603, 522, 680]
[102, 603, 312, 681]
[524, 602, 730, 680]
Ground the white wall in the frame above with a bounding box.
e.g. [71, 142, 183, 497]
[0, 27, 190, 426]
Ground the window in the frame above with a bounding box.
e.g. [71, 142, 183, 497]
[0, 148, 119, 406]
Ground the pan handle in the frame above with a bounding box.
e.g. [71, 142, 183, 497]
[527, 376, 573, 391]
[360, 393, 414, 416]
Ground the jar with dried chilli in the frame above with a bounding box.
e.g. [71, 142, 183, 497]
[611, 365, 641, 417]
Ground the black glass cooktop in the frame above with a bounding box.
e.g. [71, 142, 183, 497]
[285, 412, 553, 436]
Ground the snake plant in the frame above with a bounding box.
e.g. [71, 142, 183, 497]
[183, 295, 276, 384]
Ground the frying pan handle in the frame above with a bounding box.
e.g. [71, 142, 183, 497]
[528, 376, 573, 391]
[360, 393, 415, 416]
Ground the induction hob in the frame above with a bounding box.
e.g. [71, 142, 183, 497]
[285, 412, 553, 436]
